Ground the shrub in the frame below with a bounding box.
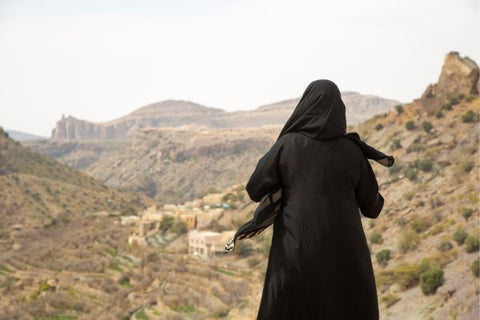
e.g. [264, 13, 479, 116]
[461, 110, 478, 123]
[399, 230, 420, 253]
[472, 257, 480, 278]
[462, 161, 474, 173]
[404, 167, 417, 181]
[379, 264, 420, 290]
[395, 105, 404, 114]
[170, 304, 196, 314]
[376, 249, 391, 267]
[436, 240, 453, 252]
[405, 120, 415, 130]
[452, 228, 468, 245]
[435, 110, 443, 118]
[380, 293, 401, 308]
[375, 123, 384, 131]
[465, 235, 480, 253]
[418, 258, 432, 273]
[388, 163, 403, 175]
[370, 232, 383, 244]
[135, 310, 150, 320]
[447, 94, 463, 105]
[413, 159, 433, 172]
[390, 139, 402, 151]
[407, 143, 426, 153]
[419, 267, 444, 295]
[422, 121, 433, 133]
[461, 207, 473, 220]
[410, 215, 432, 233]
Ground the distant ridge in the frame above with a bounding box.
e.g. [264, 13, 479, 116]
[50, 93, 400, 141]
[5, 129, 47, 142]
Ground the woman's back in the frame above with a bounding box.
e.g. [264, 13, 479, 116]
[249, 132, 381, 319]
[279, 132, 362, 199]
[244, 80, 386, 320]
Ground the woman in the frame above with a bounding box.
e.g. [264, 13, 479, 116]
[245, 79, 389, 320]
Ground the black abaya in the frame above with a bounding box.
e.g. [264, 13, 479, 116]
[246, 80, 384, 320]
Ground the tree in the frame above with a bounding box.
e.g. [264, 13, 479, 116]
[159, 215, 175, 233]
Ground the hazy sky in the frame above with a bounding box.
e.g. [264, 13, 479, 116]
[0, 0, 478, 136]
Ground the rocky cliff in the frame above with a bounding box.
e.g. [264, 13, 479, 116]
[418, 51, 479, 114]
[51, 101, 226, 141]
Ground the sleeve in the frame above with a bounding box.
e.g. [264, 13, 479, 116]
[355, 154, 384, 219]
[245, 136, 285, 202]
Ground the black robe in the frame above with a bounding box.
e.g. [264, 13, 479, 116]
[246, 80, 384, 320]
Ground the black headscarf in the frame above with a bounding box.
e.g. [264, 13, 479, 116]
[277, 79, 347, 141]
[278, 79, 394, 166]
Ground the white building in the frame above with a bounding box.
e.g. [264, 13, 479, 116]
[188, 230, 236, 258]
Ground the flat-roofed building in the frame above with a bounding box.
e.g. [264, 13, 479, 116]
[188, 230, 236, 258]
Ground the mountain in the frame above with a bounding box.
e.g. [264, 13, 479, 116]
[5, 130, 47, 142]
[50, 93, 399, 141]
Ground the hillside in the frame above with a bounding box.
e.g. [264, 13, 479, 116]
[342, 52, 479, 319]
[27, 126, 280, 204]
[48, 92, 399, 141]
[0, 127, 154, 229]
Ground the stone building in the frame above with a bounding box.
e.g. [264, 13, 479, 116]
[178, 213, 197, 230]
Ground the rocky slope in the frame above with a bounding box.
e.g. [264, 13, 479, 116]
[49, 92, 399, 141]
[341, 52, 479, 320]
[27, 126, 281, 204]
[85, 126, 279, 203]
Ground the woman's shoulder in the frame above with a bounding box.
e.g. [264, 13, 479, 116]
[339, 134, 366, 159]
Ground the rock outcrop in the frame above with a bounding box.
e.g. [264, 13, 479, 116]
[51, 101, 226, 141]
[418, 51, 479, 114]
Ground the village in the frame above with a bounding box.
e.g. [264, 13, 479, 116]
[123, 189, 239, 258]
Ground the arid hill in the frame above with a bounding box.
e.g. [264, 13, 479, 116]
[0, 127, 154, 229]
